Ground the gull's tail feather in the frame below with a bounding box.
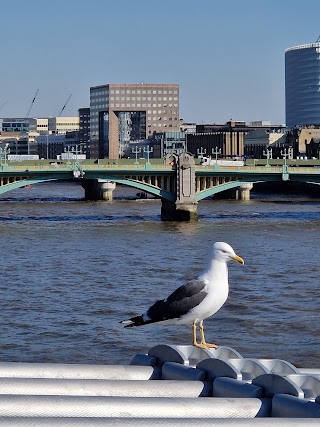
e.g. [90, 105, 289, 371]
[120, 315, 146, 328]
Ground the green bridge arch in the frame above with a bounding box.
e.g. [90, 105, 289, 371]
[1, 170, 320, 201]
[0, 175, 252, 201]
[0, 175, 176, 201]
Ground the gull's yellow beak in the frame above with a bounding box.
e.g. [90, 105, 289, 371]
[232, 254, 244, 265]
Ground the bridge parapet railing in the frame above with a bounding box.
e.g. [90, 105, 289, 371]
[82, 164, 172, 170]
[1, 163, 174, 173]
[3, 163, 320, 175]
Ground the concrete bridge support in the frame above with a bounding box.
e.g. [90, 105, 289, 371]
[161, 153, 198, 221]
[236, 183, 253, 201]
[82, 179, 116, 201]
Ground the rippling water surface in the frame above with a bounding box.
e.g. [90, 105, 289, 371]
[0, 182, 319, 368]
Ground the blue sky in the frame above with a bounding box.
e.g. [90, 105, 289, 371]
[1, 0, 319, 125]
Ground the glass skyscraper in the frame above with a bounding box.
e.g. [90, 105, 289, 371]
[285, 42, 320, 129]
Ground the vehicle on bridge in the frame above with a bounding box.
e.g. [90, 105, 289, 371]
[200, 156, 245, 167]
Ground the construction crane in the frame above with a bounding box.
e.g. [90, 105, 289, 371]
[0, 101, 8, 113]
[26, 89, 39, 118]
[58, 94, 72, 116]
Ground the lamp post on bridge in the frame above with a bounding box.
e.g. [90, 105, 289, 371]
[143, 145, 153, 163]
[73, 145, 82, 161]
[263, 146, 272, 167]
[212, 146, 221, 164]
[132, 146, 141, 165]
[0, 145, 10, 166]
[197, 147, 206, 161]
[280, 147, 290, 166]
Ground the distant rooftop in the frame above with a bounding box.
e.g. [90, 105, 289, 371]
[285, 42, 320, 52]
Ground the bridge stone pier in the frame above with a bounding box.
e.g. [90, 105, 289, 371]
[161, 153, 198, 221]
[82, 179, 116, 201]
[236, 183, 253, 201]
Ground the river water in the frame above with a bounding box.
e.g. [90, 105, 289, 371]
[0, 182, 319, 368]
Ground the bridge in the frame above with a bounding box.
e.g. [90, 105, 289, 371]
[1, 153, 320, 220]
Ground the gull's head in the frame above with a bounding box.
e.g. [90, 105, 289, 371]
[213, 242, 244, 265]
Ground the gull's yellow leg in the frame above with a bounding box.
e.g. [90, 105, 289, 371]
[192, 322, 208, 349]
[199, 321, 219, 349]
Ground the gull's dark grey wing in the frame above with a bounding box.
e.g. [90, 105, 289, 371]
[121, 279, 208, 327]
[146, 279, 207, 322]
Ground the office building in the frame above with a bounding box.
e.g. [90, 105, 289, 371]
[285, 41, 320, 129]
[48, 117, 80, 134]
[158, 131, 187, 157]
[186, 121, 286, 160]
[90, 83, 179, 159]
[79, 107, 90, 154]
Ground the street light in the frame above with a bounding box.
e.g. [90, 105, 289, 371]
[132, 146, 141, 165]
[197, 147, 206, 160]
[212, 146, 221, 164]
[263, 146, 272, 167]
[143, 145, 153, 163]
[0, 145, 10, 165]
[280, 147, 290, 166]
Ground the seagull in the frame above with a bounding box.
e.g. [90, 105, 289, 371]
[120, 242, 244, 349]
